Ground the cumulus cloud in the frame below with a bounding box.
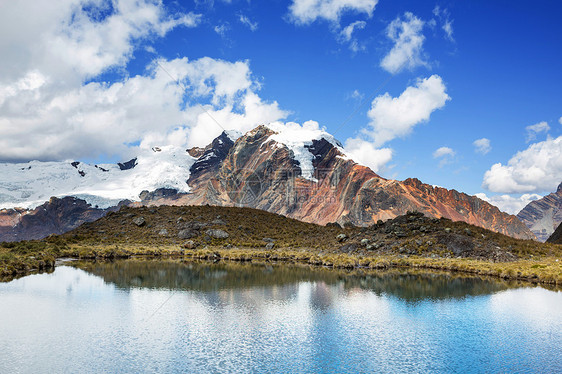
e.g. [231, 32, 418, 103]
[473, 138, 491, 155]
[0, 1, 289, 162]
[475, 193, 542, 215]
[238, 15, 258, 31]
[288, 0, 378, 25]
[380, 12, 428, 74]
[363, 75, 450, 146]
[0, 56, 288, 161]
[525, 121, 550, 142]
[559, 116, 562, 125]
[482, 135, 562, 194]
[433, 146, 455, 158]
[344, 138, 393, 173]
[433, 146, 455, 166]
[0, 0, 201, 82]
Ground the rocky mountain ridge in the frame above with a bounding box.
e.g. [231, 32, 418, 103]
[150, 125, 534, 239]
[0, 125, 536, 242]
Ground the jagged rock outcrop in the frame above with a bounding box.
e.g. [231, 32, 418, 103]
[117, 158, 137, 170]
[0, 197, 115, 242]
[146, 125, 535, 240]
[517, 183, 562, 242]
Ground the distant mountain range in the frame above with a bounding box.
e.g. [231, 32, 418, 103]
[517, 183, 562, 242]
[0, 124, 536, 242]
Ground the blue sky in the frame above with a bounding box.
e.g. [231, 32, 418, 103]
[0, 0, 561, 213]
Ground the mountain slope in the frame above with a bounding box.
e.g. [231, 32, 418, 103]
[546, 221, 562, 244]
[148, 125, 535, 240]
[0, 124, 535, 241]
[517, 183, 562, 242]
[0, 197, 112, 242]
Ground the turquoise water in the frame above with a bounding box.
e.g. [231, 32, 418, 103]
[0, 260, 560, 373]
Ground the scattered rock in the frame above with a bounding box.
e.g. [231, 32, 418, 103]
[265, 242, 275, 250]
[336, 233, 347, 242]
[132, 217, 146, 227]
[360, 238, 369, 246]
[178, 229, 198, 239]
[206, 229, 229, 239]
[444, 228, 451, 233]
[212, 218, 227, 225]
[339, 243, 356, 253]
[262, 237, 276, 243]
[158, 229, 168, 236]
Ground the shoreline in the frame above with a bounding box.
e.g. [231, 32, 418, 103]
[2, 243, 561, 288]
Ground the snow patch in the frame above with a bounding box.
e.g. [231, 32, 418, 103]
[224, 129, 243, 141]
[0, 146, 195, 210]
[266, 121, 347, 181]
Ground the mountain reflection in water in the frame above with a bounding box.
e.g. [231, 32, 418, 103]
[72, 258, 516, 302]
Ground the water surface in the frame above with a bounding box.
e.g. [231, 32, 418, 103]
[0, 259, 560, 373]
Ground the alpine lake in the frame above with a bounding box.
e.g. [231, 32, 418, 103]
[0, 258, 560, 373]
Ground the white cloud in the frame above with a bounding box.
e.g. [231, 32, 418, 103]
[0, 0, 201, 82]
[288, 0, 378, 25]
[442, 20, 454, 41]
[432, 5, 454, 42]
[475, 193, 542, 215]
[0, 1, 289, 162]
[482, 135, 562, 194]
[433, 146, 455, 158]
[473, 138, 491, 155]
[348, 89, 364, 101]
[238, 15, 258, 31]
[0, 57, 288, 162]
[214, 23, 230, 37]
[339, 20, 367, 52]
[433, 146, 455, 166]
[525, 121, 550, 142]
[363, 75, 450, 146]
[344, 138, 393, 173]
[380, 12, 428, 74]
[559, 116, 562, 125]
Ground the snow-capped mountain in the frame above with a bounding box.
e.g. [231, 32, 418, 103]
[0, 123, 535, 241]
[0, 145, 196, 210]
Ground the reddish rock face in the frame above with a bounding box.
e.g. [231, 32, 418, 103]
[149, 125, 535, 240]
[0, 197, 111, 242]
[517, 183, 562, 242]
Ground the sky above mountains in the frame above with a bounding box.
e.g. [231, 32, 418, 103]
[0, 0, 560, 214]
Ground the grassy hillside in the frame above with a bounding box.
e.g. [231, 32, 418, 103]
[1, 205, 561, 285]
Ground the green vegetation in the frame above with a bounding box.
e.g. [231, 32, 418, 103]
[1, 206, 561, 286]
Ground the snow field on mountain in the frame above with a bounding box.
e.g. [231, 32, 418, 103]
[0, 146, 195, 210]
